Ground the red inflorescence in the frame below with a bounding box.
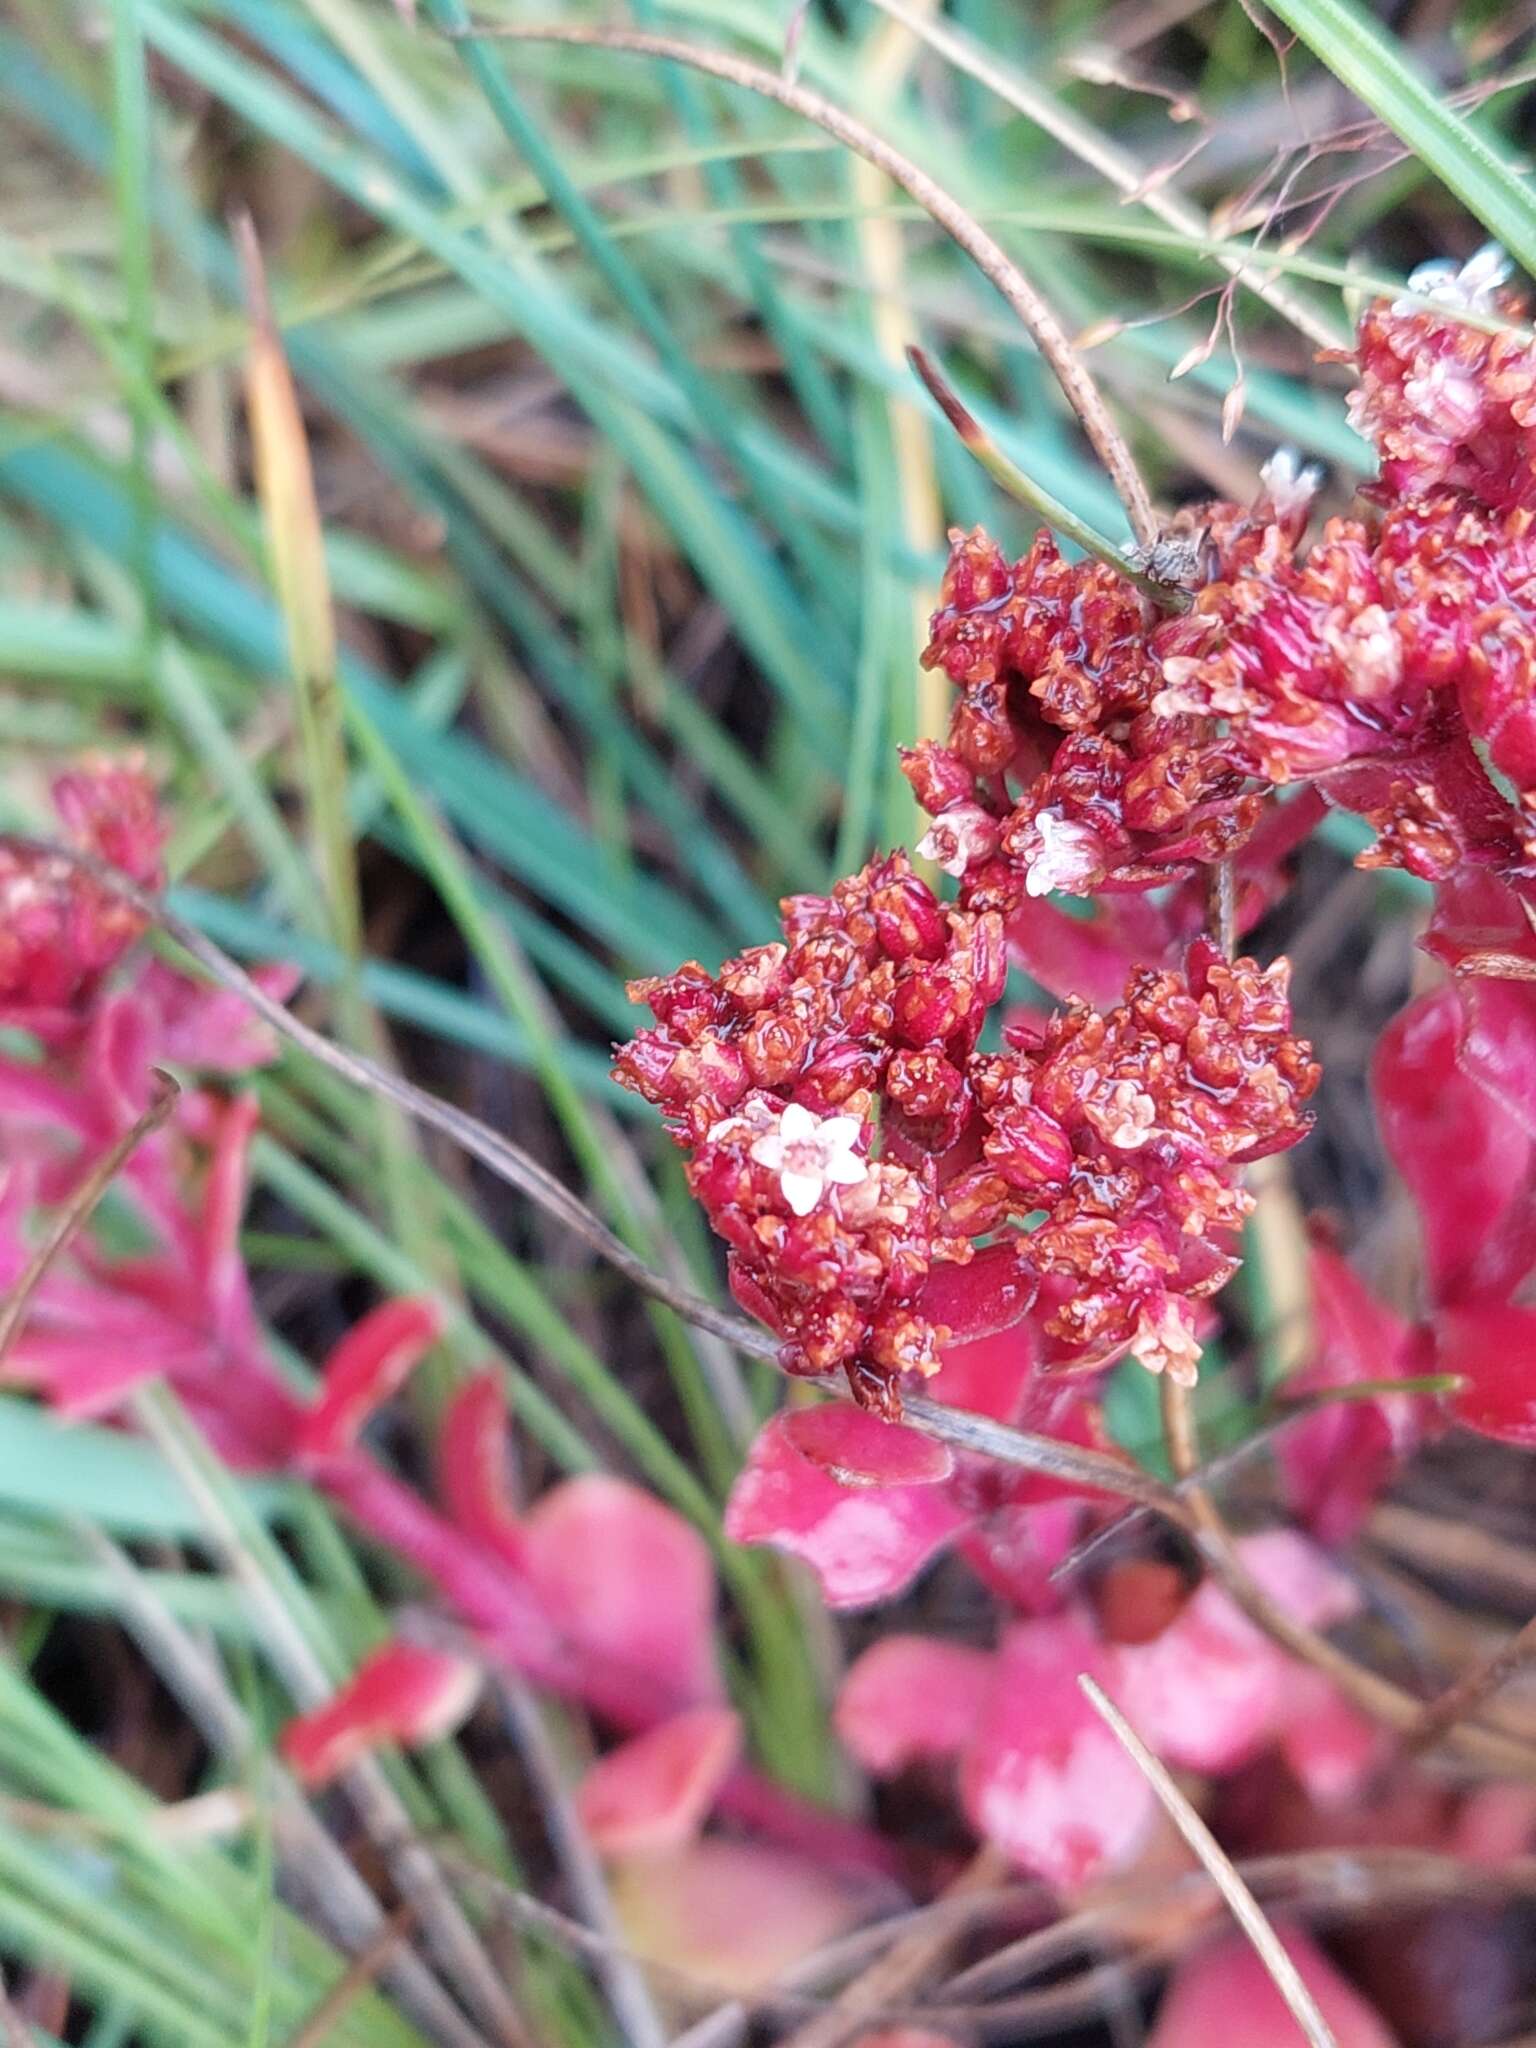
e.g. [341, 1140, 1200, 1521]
[0, 755, 165, 1034]
[910, 526, 1263, 907]
[944, 942, 1318, 1380]
[615, 849, 1317, 1406]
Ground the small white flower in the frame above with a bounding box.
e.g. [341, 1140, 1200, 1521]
[1258, 446, 1323, 518]
[1133, 1298, 1201, 1387]
[1023, 810, 1104, 899]
[1321, 602, 1402, 695]
[749, 1101, 868, 1216]
[1403, 359, 1483, 439]
[1394, 242, 1511, 315]
[916, 803, 995, 879]
[1103, 1080, 1158, 1149]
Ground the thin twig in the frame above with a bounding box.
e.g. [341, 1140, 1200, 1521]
[285, 1905, 419, 2048]
[864, 0, 1346, 353]
[907, 347, 1188, 607]
[444, 17, 1159, 544]
[73, 1522, 496, 2048]
[1404, 1610, 1536, 1758]
[130, 1385, 532, 2048]
[1079, 1676, 1338, 2048]
[497, 1680, 669, 2048]
[0, 1070, 179, 1364]
[776, 1844, 1008, 2048]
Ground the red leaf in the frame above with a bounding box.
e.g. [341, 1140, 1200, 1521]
[1374, 986, 1535, 1304]
[959, 1613, 1156, 1888]
[280, 1642, 479, 1786]
[577, 1707, 742, 1857]
[724, 1414, 967, 1610]
[297, 1297, 444, 1460]
[1149, 1925, 1400, 2048]
[836, 1636, 997, 1776]
[523, 1475, 723, 1708]
[438, 1372, 526, 1567]
[782, 1402, 953, 1486]
[1436, 1301, 1536, 1444]
[917, 1240, 1038, 1349]
[1110, 1531, 1359, 1776]
[1276, 1242, 1422, 1544]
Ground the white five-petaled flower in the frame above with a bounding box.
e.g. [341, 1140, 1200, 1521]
[1258, 446, 1323, 518]
[1024, 810, 1105, 899]
[1394, 242, 1511, 316]
[749, 1102, 869, 1216]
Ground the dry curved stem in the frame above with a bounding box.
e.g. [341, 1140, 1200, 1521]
[863, 0, 1346, 354]
[1080, 1674, 1339, 2048]
[445, 16, 1159, 545]
[1404, 1609, 1536, 1759]
[907, 346, 1189, 608]
[0, 1069, 179, 1366]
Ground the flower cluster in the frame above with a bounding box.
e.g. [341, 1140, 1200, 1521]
[910, 524, 1264, 906]
[617, 852, 1316, 1404]
[946, 941, 1319, 1380]
[1155, 251, 1536, 879]
[0, 755, 164, 1038]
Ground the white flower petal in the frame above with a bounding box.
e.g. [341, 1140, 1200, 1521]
[749, 1133, 786, 1171]
[824, 1153, 869, 1186]
[779, 1101, 818, 1143]
[780, 1170, 825, 1216]
[820, 1116, 864, 1151]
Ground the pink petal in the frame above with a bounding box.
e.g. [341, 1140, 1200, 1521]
[523, 1475, 723, 1708]
[296, 1297, 445, 1460]
[782, 1402, 954, 1486]
[836, 1635, 996, 1776]
[1372, 986, 1535, 1306]
[437, 1372, 526, 1567]
[609, 1840, 869, 1994]
[959, 1614, 1156, 1889]
[279, 1642, 479, 1786]
[1149, 1925, 1400, 2048]
[1435, 1300, 1536, 1445]
[1276, 1242, 1422, 1545]
[577, 1707, 742, 1857]
[724, 1414, 968, 1611]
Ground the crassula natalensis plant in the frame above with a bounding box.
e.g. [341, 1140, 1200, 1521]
[13, 245, 1536, 2011]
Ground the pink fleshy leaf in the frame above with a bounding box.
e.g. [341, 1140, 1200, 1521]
[782, 1402, 954, 1486]
[296, 1297, 445, 1460]
[610, 1840, 871, 1993]
[437, 1372, 526, 1567]
[836, 1635, 996, 1776]
[280, 1642, 480, 1786]
[1277, 1670, 1383, 1809]
[1005, 897, 1147, 1007]
[917, 1241, 1038, 1351]
[959, 1613, 1156, 1888]
[1276, 1242, 1422, 1545]
[134, 958, 302, 1074]
[523, 1475, 723, 1708]
[1435, 1301, 1536, 1444]
[577, 1707, 742, 1857]
[850, 2035, 963, 2048]
[1148, 1925, 1400, 2048]
[958, 1494, 1090, 1612]
[724, 1414, 968, 1611]
[1112, 1532, 1359, 1775]
[1372, 986, 1535, 1306]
